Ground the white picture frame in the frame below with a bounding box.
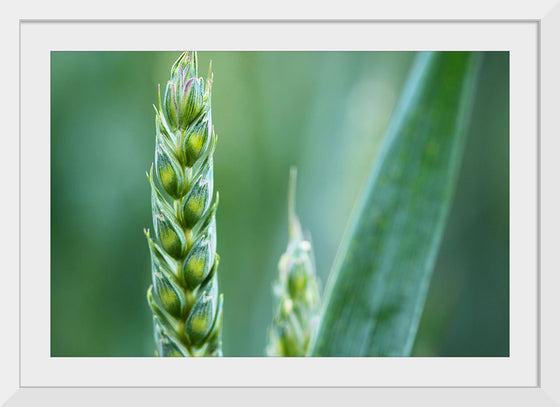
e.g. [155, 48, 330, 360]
[4, 0, 558, 404]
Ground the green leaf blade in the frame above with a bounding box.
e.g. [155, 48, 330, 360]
[309, 51, 483, 357]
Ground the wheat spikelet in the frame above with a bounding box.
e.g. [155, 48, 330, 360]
[145, 51, 222, 357]
[267, 168, 321, 357]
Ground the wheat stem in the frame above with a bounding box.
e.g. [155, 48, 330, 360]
[266, 167, 321, 357]
[145, 52, 222, 357]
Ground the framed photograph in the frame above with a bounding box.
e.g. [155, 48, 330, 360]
[7, 1, 558, 404]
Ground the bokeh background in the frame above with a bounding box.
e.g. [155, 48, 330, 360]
[51, 51, 509, 357]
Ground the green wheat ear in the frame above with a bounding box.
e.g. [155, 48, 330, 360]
[266, 167, 321, 357]
[145, 51, 223, 357]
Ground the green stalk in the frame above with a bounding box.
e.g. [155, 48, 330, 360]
[266, 167, 321, 357]
[145, 52, 223, 357]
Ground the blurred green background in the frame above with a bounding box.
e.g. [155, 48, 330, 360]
[51, 51, 509, 357]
